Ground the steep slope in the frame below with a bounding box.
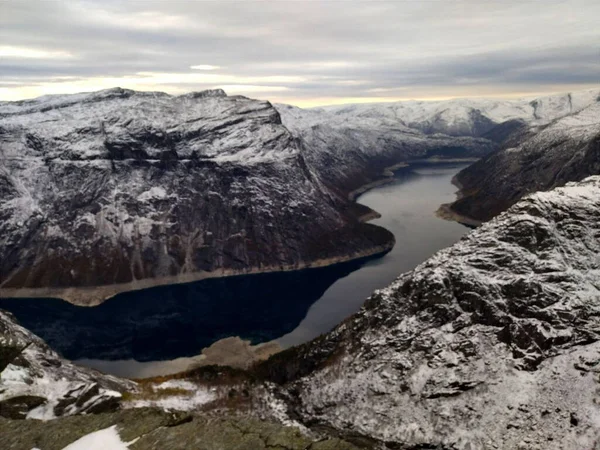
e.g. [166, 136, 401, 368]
[276, 104, 496, 194]
[259, 176, 600, 449]
[0, 88, 394, 304]
[449, 100, 600, 223]
[0, 310, 134, 420]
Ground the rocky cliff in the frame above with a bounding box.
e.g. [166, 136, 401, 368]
[449, 94, 600, 223]
[0, 88, 397, 305]
[258, 176, 600, 449]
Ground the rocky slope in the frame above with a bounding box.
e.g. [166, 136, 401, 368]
[0, 308, 364, 449]
[448, 93, 600, 223]
[258, 176, 600, 449]
[0, 309, 134, 420]
[0, 88, 397, 305]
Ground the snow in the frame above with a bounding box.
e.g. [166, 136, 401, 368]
[137, 186, 168, 202]
[0, 310, 134, 420]
[126, 387, 216, 411]
[154, 379, 197, 391]
[61, 425, 131, 450]
[315, 88, 600, 132]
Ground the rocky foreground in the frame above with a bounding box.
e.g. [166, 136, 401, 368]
[1, 182, 599, 449]
[258, 176, 600, 449]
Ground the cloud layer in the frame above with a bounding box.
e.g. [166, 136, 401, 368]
[1, 0, 599, 105]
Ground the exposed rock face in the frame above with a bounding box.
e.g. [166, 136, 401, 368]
[0, 309, 134, 420]
[0, 88, 395, 304]
[259, 177, 600, 449]
[450, 96, 600, 223]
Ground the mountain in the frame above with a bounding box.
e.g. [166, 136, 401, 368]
[276, 103, 495, 194]
[316, 88, 600, 138]
[2, 87, 596, 305]
[448, 96, 600, 223]
[0, 88, 499, 305]
[0, 88, 397, 305]
[258, 176, 600, 449]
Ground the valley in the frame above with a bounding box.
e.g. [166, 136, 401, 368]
[1, 86, 599, 450]
[0, 162, 469, 378]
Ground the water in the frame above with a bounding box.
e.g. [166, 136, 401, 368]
[277, 162, 469, 347]
[0, 162, 469, 377]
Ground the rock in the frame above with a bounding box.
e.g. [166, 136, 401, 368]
[0, 395, 46, 419]
[257, 176, 600, 449]
[0, 310, 133, 419]
[0, 408, 363, 450]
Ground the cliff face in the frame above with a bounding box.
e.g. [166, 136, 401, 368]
[0, 88, 395, 303]
[450, 97, 600, 223]
[260, 177, 600, 449]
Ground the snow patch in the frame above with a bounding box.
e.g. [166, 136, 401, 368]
[61, 425, 130, 450]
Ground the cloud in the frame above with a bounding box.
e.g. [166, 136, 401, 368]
[0, 0, 598, 105]
[190, 65, 220, 71]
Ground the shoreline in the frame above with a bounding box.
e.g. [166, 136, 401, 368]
[347, 161, 409, 201]
[0, 160, 409, 307]
[435, 176, 483, 227]
[77, 336, 283, 380]
[0, 241, 393, 307]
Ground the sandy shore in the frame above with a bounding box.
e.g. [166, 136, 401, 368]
[77, 336, 282, 379]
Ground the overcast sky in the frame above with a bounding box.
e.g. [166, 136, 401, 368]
[1, 0, 599, 106]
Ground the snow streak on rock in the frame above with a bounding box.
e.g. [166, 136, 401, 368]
[0, 310, 134, 420]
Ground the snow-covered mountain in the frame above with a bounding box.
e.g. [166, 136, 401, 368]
[0, 88, 497, 305]
[1, 87, 597, 304]
[450, 97, 600, 222]
[0, 88, 398, 304]
[259, 176, 600, 449]
[314, 88, 600, 137]
[276, 103, 495, 193]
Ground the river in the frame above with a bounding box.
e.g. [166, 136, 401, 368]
[0, 162, 470, 378]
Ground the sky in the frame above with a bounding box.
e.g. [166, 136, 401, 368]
[1, 0, 599, 107]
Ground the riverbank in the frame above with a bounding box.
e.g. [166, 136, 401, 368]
[435, 176, 483, 228]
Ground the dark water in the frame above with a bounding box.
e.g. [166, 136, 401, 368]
[0, 162, 469, 377]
